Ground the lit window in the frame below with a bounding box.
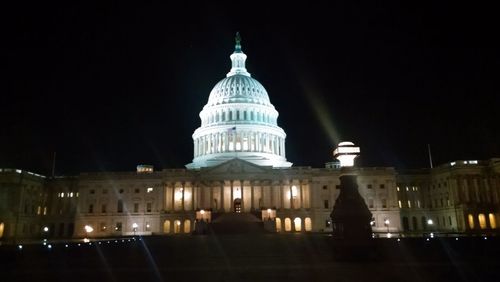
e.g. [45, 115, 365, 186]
[406, 187, 409, 191]
[398, 200, 402, 208]
[69, 192, 73, 197]
[37, 206, 41, 215]
[61, 193, 64, 198]
[147, 203, 152, 213]
[76, 192, 79, 197]
[489, 213, 497, 229]
[407, 200, 411, 208]
[115, 222, 122, 231]
[468, 214, 475, 229]
[43, 206, 47, 215]
[396, 186, 400, 192]
[417, 200, 421, 208]
[147, 187, 153, 193]
[478, 214, 487, 229]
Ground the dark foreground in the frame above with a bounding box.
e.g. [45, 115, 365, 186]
[2, 234, 500, 282]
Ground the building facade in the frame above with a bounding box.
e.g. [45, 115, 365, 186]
[1, 36, 499, 240]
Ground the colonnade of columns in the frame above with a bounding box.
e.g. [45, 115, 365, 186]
[163, 180, 310, 213]
[193, 131, 285, 157]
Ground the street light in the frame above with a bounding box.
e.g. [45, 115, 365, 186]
[84, 225, 93, 240]
[384, 219, 390, 238]
[132, 223, 138, 236]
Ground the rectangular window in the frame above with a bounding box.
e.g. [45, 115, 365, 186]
[117, 200, 123, 213]
[367, 184, 372, 189]
[115, 222, 122, 231]
[323, 185, 328, 190]
[101, 204, 107, 213]
[43, 206, 47, 215]
[398, 200, 402, 208]
[147, 203, 152, 213]
[368, 199, 374, 208]
[379, 184, 385, 189]
[134, 203, 139, 213]
[134, 188, 140, 193]
[396, 186, 400, 192]
[335, 185, 340, 190]
[323, 200, 329, 209]
[407, 200, 411, 208]
[102, 189, 108, 194]
[88, 204, 94, 213]
[90, 189, 95, 194]
[382, 199, 387, 208]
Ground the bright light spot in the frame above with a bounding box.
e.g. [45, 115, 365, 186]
[387, 233, 392, 238]
[147, 187, 153, 193]
[43, 242, 47, 246]
[450, 162, 456, 166]
[84, 225, 94, 233]
[176, 221, 181, 226]
[397, 238, 400, 242]
[16, 169, 22, 173]
[77, 243, 81, 246]
[70, 192, 73, 197]
[469, 160, 478, 164]
[43, 226, 49, 232]
[370, 221, 375, 226]
[267, 208, 272, 214]
[455, 238, 459, 241]
[426, 238, 430, 241]
[333, 142, 360, 167]
[200, 209, 205, 215]
[146, 224, 150, 228]
[427, 219, 433, 225]
[484, 236, 487, 240]
[430, 233, 434, 238]
[47, 244, 52, 249]
[384, 219, 390, 225]
[83, 238, 90, 243]
[18, 245, 23, 250]
[65, 244, 68, 247]
[234, 187, 241, 199]
[132, 223, 138, 229]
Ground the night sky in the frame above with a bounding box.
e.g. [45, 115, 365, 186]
[2, 2, 498, 175]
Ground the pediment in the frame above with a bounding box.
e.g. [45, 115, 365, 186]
[202, 158, 270, 175]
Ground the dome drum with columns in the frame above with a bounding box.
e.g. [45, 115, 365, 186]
[186, 33, 292, 169]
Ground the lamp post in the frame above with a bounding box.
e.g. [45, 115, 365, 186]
[42, 226, 49, 241]
[384, 219, 390, 238]
[132, 223, 138, 236]
[84, 225, 93, 241]
[427, 219, 434, 237]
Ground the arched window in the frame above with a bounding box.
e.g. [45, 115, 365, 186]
[402, 217, 409, 231]
[184, 220, 191, 233]
[284, 218, 292, 232]
[478, 214, 487, 229]
[229, 111, 233, 121]
[275, 218, 282, 232]
[222, 112, 225, 121]
[243, 111, 247, 120]
[174, 220, 181, 234]
[251, 111, 254, 121]
[305, 218, 312, 231]
[294, 217, 302, 232]
[421, 217, 427, 230]
[0, 222, 4, 239]
[163, 220, 171, 234]
[468, 214, 475, 229]
[412, 217, 418, 230]
[489, 213, 497, 229]
[216, 112, 219, 122]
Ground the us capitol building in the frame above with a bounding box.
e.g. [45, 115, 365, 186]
[1, 35, 499, 240]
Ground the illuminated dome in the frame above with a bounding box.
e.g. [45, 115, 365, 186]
[186, 33, 292, 169]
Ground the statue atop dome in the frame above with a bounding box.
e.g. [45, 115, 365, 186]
[235, 32, 242, 52]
